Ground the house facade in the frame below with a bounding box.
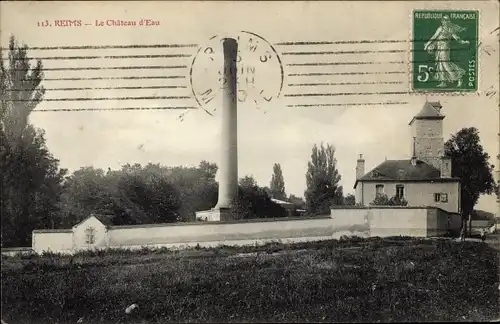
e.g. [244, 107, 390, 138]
[354, 102, 461, 214]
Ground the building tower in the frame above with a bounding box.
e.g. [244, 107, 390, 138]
[408, 101, 446, 170]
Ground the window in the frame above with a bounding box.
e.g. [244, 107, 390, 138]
[434, 193, 448, 203]
[84, 227, 96, 245]
[396, 185, 405, 199]
[375, 184, 384, 196]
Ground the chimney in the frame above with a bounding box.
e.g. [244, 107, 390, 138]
[356, 154, 365, 180]
[411, 137, 418, 166]
[440, 157, 452, 178]
[433, 101, 442, 113]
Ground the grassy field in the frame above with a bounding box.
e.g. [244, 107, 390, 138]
[1, 236, 499, 323]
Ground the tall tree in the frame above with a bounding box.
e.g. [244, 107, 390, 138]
[1, 36, 66, 247]
[304, 143, 343, 215]
[270, 163, 287, 200]
[58, 167, 114, 227]
[444, 127, 496, 223]
[112, 171, 182, 224]
[166, 161, 218, 222]
[239, 175, 258, 189]
[59, 162, 217, 225]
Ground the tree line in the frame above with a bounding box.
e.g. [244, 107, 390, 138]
[1, 36, 497, 247]
[0, 36, 347, 247]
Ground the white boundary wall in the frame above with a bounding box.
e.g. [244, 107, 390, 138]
[32, 231, 73, 254]
[26, 207, 459, 254]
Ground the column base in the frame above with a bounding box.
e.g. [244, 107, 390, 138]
[195, 207, 233, 222]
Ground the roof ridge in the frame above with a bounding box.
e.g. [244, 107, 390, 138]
[357, 158, 445, 184]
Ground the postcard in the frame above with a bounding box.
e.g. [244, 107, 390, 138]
[1, 1, 499, 323]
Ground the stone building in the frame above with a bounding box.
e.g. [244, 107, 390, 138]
[354, 101, 461, 214]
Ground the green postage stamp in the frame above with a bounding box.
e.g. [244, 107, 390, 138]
[411, 10, 479, 93]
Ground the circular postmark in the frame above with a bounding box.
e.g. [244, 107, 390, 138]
[189, 31, 284, 115]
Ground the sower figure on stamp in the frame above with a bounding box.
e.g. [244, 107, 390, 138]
[424, 15, 470, 88]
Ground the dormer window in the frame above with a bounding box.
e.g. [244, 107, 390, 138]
[372, 170, 380, 177]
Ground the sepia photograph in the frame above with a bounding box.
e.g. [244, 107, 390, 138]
[1, 1, 499, 323]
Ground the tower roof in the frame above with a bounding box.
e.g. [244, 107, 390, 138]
[409, 101, 445, 125]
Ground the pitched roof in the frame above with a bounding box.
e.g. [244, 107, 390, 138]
[354, 159, 460, 188]
[409, 101, 444, 125]
[72, 214, 114, 228]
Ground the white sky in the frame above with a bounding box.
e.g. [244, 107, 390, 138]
[1, 1, 499, 212]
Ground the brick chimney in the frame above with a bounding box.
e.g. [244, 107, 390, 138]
[411, 137, 418, 166]
[356, 154, 365, 180]
[440, 157, 452, 178]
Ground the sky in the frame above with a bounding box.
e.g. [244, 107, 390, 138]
[1, 1, 499, 212]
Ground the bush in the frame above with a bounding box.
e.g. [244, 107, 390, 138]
[370, 194, 408, 206]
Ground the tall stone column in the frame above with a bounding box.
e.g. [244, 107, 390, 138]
[195, 38, 239, 222]
[215, 38, 239, 211]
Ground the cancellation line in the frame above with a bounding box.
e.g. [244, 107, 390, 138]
[9, 85, 187, 91]
[282, 50, 405, 55]
[284, 91, 408, 97]
[275, 39, 475, 45]
[11, 65, 188, 71]
[286, 101, 410, 107]
[286, 61, 405, 66]
[288, 81, 404, 86]
[276, 40, 406, 45]
[9, 96, 192, 102]
[32, 106, 198, 112]
[43, 76, 186, 81]
[281, 48, 470, 55]
[3, 54, 192, 60]
[0, 44, 198, 51]
[287, 71, 406, 76]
